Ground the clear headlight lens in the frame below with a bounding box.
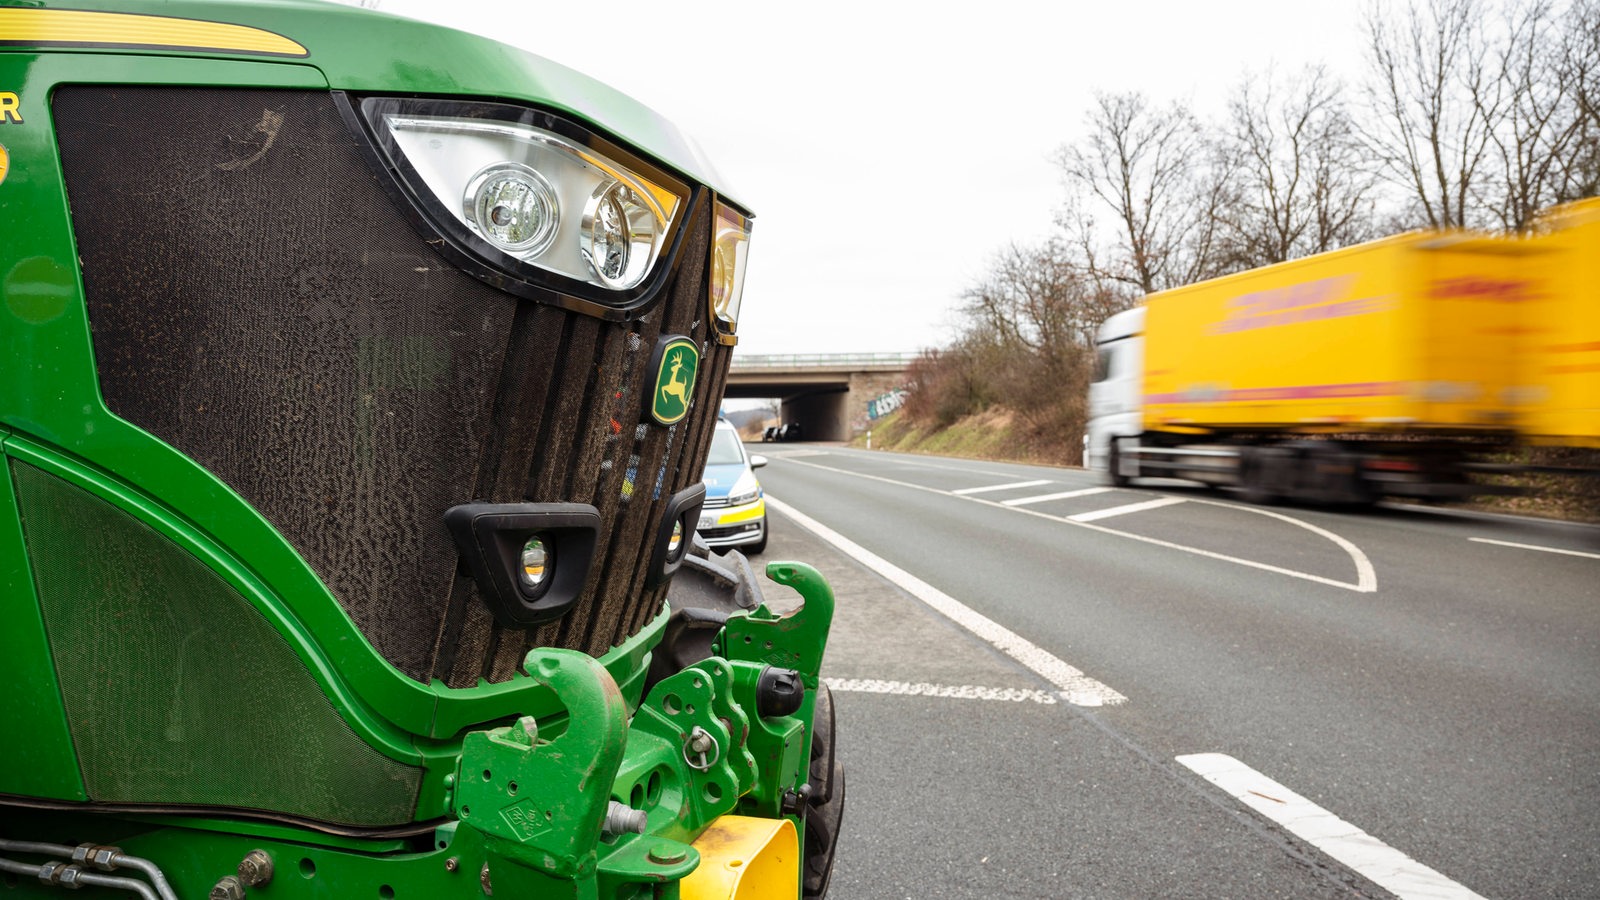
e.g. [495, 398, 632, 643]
[363, 98, 688, 296]
[709, 200, 753, 343]
[467, 163, 560, 255]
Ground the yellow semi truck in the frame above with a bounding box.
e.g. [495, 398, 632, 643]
[1086, 200, 1599, 506]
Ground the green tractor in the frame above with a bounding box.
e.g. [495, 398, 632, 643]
[0, 3, 842, 898]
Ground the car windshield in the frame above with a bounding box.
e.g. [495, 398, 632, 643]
[707, 427, 745, 466]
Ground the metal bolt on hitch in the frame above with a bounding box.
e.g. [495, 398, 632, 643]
[237, 850, 273, 887]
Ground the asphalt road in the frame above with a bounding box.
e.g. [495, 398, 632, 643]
[739, 444, 1600, 899]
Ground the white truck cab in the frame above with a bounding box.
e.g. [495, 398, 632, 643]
[1085, 307, 1145, 475]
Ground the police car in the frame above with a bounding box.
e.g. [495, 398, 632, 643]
[698, 419, 768, 553]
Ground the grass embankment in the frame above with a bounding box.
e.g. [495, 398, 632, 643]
[853, 408, 1077, 468]
[854, 410, 1599, 524]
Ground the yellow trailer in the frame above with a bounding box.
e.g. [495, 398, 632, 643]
[1141, 231, 1529, 436]
[1085, 223, 1588, 506]
[1522, 199, 1600, 447]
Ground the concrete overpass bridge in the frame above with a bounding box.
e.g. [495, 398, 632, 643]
[725, 353, 915, 441]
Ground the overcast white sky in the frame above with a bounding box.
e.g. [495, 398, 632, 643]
[379, 0, 1371, 357]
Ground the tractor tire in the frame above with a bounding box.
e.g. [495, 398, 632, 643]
[803, 682, 844, 900]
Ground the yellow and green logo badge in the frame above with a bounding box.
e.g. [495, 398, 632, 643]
[0, 144, 9, 187]
[650, 336, 699, 426]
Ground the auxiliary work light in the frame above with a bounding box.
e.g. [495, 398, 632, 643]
[445, 504, 600, 627]
[519, 535, 551, 591]
[648, 483, 706, 586]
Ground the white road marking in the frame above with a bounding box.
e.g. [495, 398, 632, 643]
[1001, 487, 1114, 506]
[1068, 496, 1186, 521]
[833, 448, 1061, 480]
[952, 479, 1052, 495]
[1177, 753, 1487, 900]
[771, 455, 1376, 592]
[1469, 537, 1600, 560]
[824, 677, 1060, 704]
[766, 448, 827, 458]
[766, 495, 1128, 707]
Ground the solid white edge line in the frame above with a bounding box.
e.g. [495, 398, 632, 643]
[952, 479, 1052, 495]
[823, 677, 1060, 704]
[765, 494, 1127, 707]
[1069, 496, 1187, 522]
[1001, 487, 1115, 506]
[1469, 537, 1600, 560]
[773, 455, 1375, 593]
[1177, 753, 1487, 900]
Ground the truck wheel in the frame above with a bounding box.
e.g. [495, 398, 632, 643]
[1108, 438, 1132, 487]
[1301, 443, 1371, 507]
[1238, 446, 1277, 505]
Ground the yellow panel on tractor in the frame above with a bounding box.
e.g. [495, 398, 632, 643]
[682, 816, 800, 900]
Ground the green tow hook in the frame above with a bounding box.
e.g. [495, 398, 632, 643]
[452, 648, 629, 898]
[717, 562, 835, 819]
[722, 561, 835, 687]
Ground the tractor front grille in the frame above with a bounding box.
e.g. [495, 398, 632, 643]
[55, 86, 729, 686]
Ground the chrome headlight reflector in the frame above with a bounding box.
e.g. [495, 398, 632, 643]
[709, 200, 753, 344]
[584, 180, 659, 288]
[359, 97, 690, 308]
[467, 163, 560, 256]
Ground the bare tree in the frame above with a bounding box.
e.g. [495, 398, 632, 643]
[960, 239, 1130, 360]
[1480, 0, 1595, 229]
[1217, 66, 1381, 267]
[1549, 0, 1600, 202]
[1361, 0, 1504, 228]
[1055, 92, 1228, 294]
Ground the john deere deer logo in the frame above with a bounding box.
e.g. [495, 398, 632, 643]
[660, 353, 690, 406]
[649, 337, 699, 426]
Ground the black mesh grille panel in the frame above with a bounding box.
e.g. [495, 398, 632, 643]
[55, 86, 729, 686]
[12, 462, 422, 825]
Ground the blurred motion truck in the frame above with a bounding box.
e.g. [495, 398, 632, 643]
[1087, 200, 1600, 506]
[0, 2, 842, 899]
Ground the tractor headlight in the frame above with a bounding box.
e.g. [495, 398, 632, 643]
[359, 97, 689, 309]
[709, 200, 753, 345]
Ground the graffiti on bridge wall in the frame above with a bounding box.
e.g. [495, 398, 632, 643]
[867, 388, 908, 420]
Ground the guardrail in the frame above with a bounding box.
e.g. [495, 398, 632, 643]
[730, 352, 919, 369]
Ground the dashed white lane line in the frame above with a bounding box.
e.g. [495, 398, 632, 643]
[772, 455, 1376, 593]
[764, 448, 827, 459]
[1178, 753, 1487, 900]
[824, 677, 1061, 704]
[1001, 486, 1114, 506]
[952, 479, 1052, 495]
[1469, 537, 1600, 560]
[766, 495, 1128, 707]
[1068, 495, 1187, 521]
